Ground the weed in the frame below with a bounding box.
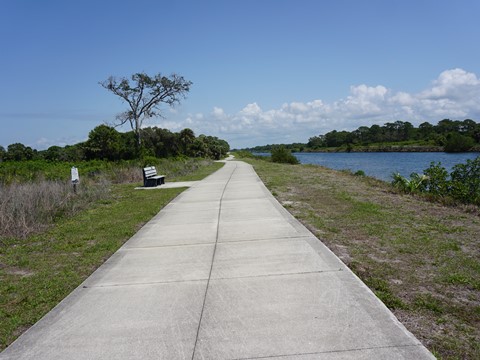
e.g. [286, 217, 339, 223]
[414, 293, 444, 314]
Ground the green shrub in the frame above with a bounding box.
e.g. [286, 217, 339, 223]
[392, 156, 480, 206]
[392, 172, 428, 193]
[271, 146, 299, 164]
[450, 157, 480, 205]
[423, 162, 450, 196]
[141, 156, 160, 167]
[232, 150, 255, 158]
[232, 150, 267, 161]
[444, 132, 475, 152]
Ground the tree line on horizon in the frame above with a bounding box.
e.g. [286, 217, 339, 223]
[1, 70, 232, 163]
[0, 125, 230, 163]
[245, 119, 480, 153]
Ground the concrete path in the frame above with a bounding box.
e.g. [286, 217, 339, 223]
[0, 160, 434, 359]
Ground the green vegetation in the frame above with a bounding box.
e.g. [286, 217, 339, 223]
[444, 132, 475, 153]
[392, 172, 430, 194]
[232, 148, 299, 164]
[392, 157, 480, 206]
[230, 150, 265, 160]
[0, 160, 224, 350]
[271, 146, 299, 164]
[0, 125, 229, 164]
[173, 161, 224, 182]
[243, 118, 480, 153]
[0, 156, 219, 185]
[236, 154, 480, 359]
[0, 158, 219, 239]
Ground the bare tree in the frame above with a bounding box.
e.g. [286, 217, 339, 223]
[100, 72, 192, 149]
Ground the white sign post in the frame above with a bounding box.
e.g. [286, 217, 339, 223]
[71, 166, 80, 193]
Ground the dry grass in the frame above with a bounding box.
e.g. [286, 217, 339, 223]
[0, 158, 217, 240]
[244, 158, 480, 359]
[0, 179, 110, 240]
[106, 158, 215, 184]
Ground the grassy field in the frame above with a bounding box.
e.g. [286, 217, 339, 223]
[241, 157, 479, 359]
[0, 161, 224, 350]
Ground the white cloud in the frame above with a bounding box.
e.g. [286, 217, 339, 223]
[421, 68, 480, 100]
[212, 107, 226, 119]
[152, 68, 480, 148]
[33, 135, 86, 150]
[389, 92, 415, 106]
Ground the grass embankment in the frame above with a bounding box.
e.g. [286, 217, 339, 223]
[0, 160, 224, 350]
[241, 158, 479, 359]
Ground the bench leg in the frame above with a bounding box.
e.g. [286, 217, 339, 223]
[145, 179, 156, 187]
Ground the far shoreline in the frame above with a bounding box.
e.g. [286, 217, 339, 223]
[249, 146, 480, 154]
[300, 146, 466, 153]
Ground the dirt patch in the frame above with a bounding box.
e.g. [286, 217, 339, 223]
[5, 268, 35, 278]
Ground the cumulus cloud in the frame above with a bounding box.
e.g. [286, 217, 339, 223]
[212, 107, 226, 119]
[152, 68, 480, 148]
[421, 68, 480, 100]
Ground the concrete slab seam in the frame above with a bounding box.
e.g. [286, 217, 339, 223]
[191, 162, 238, 360]
[82, 278, 209, 289]
[217, 235, 312, 244]
[83, 269, 343, 290]
[124, 242, 217, 250]
[230, 343, 426, 360]
[211, 269, 344, 281]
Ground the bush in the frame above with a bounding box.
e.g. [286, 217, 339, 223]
[232, 150, 255, 158]
[232, 150, 267, 161]
[271, 146, 299, 164]
[392, 172, 428, 193]
[444, 133, 474, 152]
[450, 157, 480, 205]
[423, 162, 449, 196]
[392, 157, 480, 206]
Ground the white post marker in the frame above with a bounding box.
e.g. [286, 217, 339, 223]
[71, 166, 80, 193]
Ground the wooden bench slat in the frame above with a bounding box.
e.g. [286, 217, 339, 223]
[142, 166, 166, 187]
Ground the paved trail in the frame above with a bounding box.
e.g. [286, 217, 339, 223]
[0, 160, 434, 359]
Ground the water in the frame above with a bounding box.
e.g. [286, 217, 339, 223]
[254, 152, 480, 182]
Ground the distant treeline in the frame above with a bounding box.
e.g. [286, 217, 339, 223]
[0, 125, 230, 162]
[244, 119, 480, 153]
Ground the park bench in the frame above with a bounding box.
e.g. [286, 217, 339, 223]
[142, 166, 165, 187]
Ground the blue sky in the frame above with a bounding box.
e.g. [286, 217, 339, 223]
[1, 0, 479, 149]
